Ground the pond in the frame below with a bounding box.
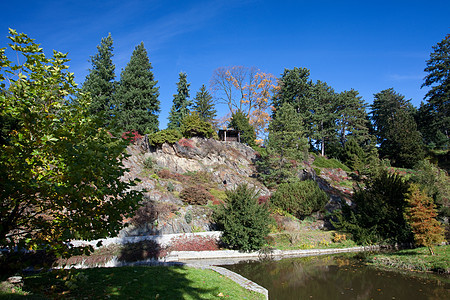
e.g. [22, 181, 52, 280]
[223, 255, 449, 300]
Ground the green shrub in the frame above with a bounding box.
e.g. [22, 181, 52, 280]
[213, 184, 271, 251]
[270, 180, 328, 219]
[143, 156, 154, 169]
[313, 156, 351, 172]
[148, 129, 182, 146]
[333, 170, 412, 245]
[180, 112, 217, 139]
[180, 185, 212, 205]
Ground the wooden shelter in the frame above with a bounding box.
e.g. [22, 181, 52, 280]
[218, 129, 240, 142]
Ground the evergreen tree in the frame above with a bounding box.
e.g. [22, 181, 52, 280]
[82, 33, 115, 124]
[371, 88, 424, 168]
[267, 102, 308, 161]
[229, 110, 256, 147]
[272, 67, 312, 115]
[259, 103, 308, 186]
[333, 89, 378, 168]
[114, 42, 160, 134]
[213, 184, 271, 251]
[420, 33, 450, 148]
[335, 89, 372, 147]
[310, 80, 337, 156]
[335, 170, 413, 244]
[168, 72, 191, 129]
[192, 84, 216, 123]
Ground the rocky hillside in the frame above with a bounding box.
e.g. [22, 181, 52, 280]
[119, 137, 352, 237]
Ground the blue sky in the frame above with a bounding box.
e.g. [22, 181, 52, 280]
[1, 0, 449, 129]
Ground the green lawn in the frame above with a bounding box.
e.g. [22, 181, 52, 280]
[1, 266, 265, 299]
[366, 245, 449, 274]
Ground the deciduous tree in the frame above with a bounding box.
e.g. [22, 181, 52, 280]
[404, 184, 445, 255]
[114, 42, 160, 134]
[0, 30, 140, 255]
[210, 66, 275, 138]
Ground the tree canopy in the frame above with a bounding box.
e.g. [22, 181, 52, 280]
[420, 33, 450, 148]
[0, 29, 140, 255]
[371, 88, 424, 168]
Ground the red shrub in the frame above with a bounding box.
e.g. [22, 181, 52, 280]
[122, 131, 143, 143]
[180, 185, 212, 205]
[178, 138, 195, 148]
[258, 195, 271, 205]
[168, 235, 219, 251]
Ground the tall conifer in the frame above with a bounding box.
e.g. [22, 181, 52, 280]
[82, 33, 115, 124]
[114, 42, 160, 134]
[193, 85, 216, 123]
[168, 72, 191, 129]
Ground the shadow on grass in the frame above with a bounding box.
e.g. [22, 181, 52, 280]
[6, 241, 220, 299]
[20, 265, 219, 299]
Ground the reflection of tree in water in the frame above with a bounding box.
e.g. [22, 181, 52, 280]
[225, 255, 449, 300]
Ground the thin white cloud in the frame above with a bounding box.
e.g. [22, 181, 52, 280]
[388, 74, 423, 81]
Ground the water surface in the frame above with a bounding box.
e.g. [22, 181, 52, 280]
[224, 255, 449, 300]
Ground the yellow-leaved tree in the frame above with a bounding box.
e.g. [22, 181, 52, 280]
[210, 66, 276, 141]
[404, 184, 445, 255]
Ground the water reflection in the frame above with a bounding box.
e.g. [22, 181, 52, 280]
[224, 255, 449, 300]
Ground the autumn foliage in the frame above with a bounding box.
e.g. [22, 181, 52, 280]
[210, 66, 276, 139]
[404, 184, 445, 255]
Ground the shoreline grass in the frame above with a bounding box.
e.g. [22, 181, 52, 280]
[365, 245, 449, 274]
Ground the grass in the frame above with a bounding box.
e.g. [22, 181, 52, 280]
[312, 156, 351, 172]
[1, 266, 265, 299]
[366, 245, 450, 274]
[269, 231, 357, 250]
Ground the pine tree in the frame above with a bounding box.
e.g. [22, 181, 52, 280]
[82, 33, 115, 124]
[114, 42, 160, 134]
[192, 84, 216, 123]
[267, 102, 308, 161]
[335, 89, 372, 147]
[272, 67, 312, 114]
[310, 80, 337, 156]
[371, 88, 424, 168]
[405, 184, 445, 255]
[229, 110, 256, 147]
[420, 33, 450, 148]
[168, 72, 191, 129]
[259, 103, 308, 186]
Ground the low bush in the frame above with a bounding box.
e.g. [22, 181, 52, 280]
[131, 201, 178, 227]
[119, 240, 166, 262]
[180, 112, 216, 139]
[148, 129, 182, 146]
[270, 180, 328, 219]
[122, 130, 143, 144]
[180, 185, 212, 205]
[143, 156, 154, 169]
[213, 184, 271, 251]
[313, 156, 351, 172]
[167, 235, 220, 251]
